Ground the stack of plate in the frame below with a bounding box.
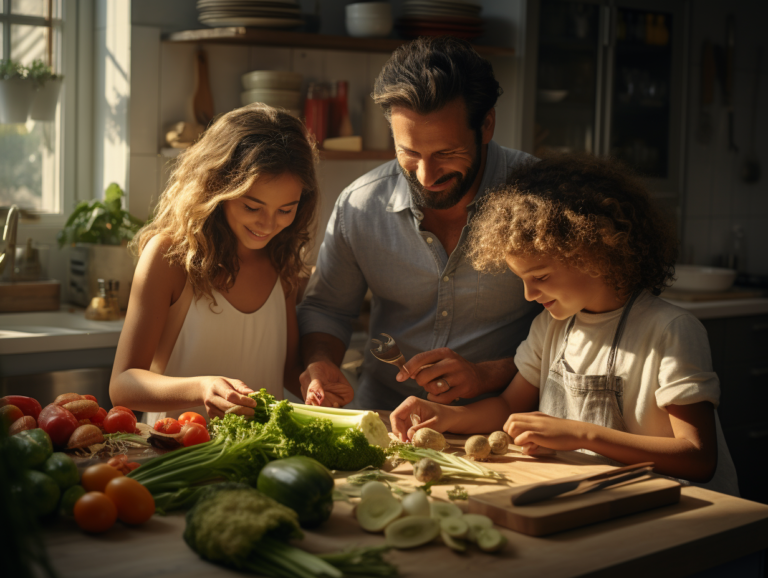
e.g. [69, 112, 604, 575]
[240, 70, 303, 117]
[397, 0, 483, 40]
[197, 0, 303, 29]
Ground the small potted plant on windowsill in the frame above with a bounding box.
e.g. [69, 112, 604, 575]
[0, 59, 35, 124]
[57, 183, 145, 310]
[28, 60, 64, 122]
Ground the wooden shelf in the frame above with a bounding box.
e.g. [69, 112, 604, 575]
[161, 147, 394, 161]
[164, 27, 515, 57]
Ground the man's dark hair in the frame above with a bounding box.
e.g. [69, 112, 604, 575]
[372, 36, 502, 131]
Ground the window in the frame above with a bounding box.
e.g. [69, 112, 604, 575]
[0, 0, 65, 215]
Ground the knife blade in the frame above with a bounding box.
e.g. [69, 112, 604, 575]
[510, 462, 655, 506]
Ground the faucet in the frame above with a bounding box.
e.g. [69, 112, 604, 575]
[1, 205, 19, 281]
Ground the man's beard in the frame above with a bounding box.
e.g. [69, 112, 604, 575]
[401, 133, 483, 211]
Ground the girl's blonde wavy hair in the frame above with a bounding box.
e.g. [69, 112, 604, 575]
[131, 103, 319, 301]
[467, 154, 677, 297]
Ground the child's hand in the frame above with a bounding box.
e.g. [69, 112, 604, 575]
[390, 396, 452, 442]
[503, 411, 589, 452]
[201, 377, 257, 419]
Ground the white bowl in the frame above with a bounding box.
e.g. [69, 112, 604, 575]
[346, 15, 393, 37]
[672, 265, 737, 292]
[241, 88, 302, 109]
[241, 70, 302, 91]
[346, 2, 392, 18]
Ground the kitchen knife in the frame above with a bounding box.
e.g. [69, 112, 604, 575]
[510, 462, 655, 506]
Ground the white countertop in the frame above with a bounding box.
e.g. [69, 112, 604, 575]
[0, 307, 124, 355]
[662, 297, 768, 320]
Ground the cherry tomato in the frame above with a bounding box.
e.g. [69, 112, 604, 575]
[154, 417, 181, 434]
[81, 464, 123, 492]
[178, 412, 206, 427]
[104, 477, 155, 525]
[103, 408, 137, 434]
[181, 423, 210, 447]
[74, 491, 117, 533]
[90, 407, 107, 426]
[82, 394, 98, 403]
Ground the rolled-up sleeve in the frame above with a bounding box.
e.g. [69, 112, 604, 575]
[297, 188, 369, 348]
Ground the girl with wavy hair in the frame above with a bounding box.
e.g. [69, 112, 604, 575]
[390, 154, 739, 496]
[110, 104, 318, 422]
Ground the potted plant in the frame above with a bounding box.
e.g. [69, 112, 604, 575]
[28, 60, 64, 121]
[57, 183, 145, 310]
[0, 59, 34, 124]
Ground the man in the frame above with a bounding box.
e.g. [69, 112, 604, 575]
[297, 36, 541, 411]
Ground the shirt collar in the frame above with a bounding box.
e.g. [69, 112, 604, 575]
[386, 140, 505, 217]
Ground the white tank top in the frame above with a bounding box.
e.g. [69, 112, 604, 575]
[143, 278, 287, 425]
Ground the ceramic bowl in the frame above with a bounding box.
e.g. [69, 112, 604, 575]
[346, 2, 392, 19]
[241, 70, 302, 91]
[672, 265, 737, 292]
[240, 88, 302, 109]
[346, 3, 393, 37]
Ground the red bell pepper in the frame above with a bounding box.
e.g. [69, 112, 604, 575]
[1, 395, 43, 420]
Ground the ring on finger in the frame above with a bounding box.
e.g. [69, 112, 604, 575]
[436, 379, 450, 391]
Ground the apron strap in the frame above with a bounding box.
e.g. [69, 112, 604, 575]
[605, 290, 642, 378]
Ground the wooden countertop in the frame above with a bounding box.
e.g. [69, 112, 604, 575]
[42, 432, 768, 578]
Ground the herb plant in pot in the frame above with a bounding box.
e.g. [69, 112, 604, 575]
[0, 60, 35, 124]
[28, 60, 63, 122]
[57, 183, 145, 310]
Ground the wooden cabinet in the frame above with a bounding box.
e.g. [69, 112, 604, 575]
[702, 315, 768, 504]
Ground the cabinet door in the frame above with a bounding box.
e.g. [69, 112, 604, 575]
[602, 0, 687, 197]
[532, 0, 604, 158]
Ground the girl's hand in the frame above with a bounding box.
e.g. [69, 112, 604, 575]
[299, 360, 354, 407]
[503, 411, 590, 453]
[201, 377, 257, 419]
[389, 396, 454, 442]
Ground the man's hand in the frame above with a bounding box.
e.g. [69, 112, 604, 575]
[503, 411, 588, 453]
[389, 396, 456, 442]
[299, 360, 354, 407]
[396, 348, 483, 404]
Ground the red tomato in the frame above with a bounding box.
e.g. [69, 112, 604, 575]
[110, 406, 137, 419]
[37, 404, 79, 447]
[105, 477, 155, 525]
[74, 492, 117, 533]
[82, 394, 98, 403]
[1, 395, 43, 420]
[178, 412, 206, 427]
[154, 417, 181, 434]
[103, 408, 137, 434]
[181, 423, 210, 447]
[90, 407, 107, 425]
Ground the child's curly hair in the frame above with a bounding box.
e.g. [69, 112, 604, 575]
[467, 154, 677, 296]
[131, 103, 319, 301]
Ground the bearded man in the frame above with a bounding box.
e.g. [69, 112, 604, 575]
[297, 36, 540, 410]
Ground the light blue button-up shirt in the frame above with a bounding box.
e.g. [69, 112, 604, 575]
[298, 140, 542, 410]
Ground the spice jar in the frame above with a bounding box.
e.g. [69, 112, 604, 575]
[304, 82, 330, 145]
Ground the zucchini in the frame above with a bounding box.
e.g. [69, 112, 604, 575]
[256, 456, 335, 528]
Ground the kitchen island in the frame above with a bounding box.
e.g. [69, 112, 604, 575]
[40, 431, 768, 578]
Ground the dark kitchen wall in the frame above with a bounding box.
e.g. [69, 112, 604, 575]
[682, 0, 768, 276]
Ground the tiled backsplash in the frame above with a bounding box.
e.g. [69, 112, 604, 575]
[682, 0, 768, 276]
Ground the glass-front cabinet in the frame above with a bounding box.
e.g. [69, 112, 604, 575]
[525, 0, 688, 201]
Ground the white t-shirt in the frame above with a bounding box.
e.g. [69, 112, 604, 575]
[515, 290, 739, 496]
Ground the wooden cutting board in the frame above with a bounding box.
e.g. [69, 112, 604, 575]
[468, 475, 681, 537]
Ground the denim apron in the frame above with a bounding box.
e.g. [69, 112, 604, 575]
[539, 291, 641, 445]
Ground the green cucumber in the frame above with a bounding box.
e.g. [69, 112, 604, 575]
[257, 456, 335, 528]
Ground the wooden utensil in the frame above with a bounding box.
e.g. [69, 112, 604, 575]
[510, 462, 655, 505]
[193, 50, 214, 127]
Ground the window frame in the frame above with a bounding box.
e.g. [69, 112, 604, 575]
[1, 0, 93, 226]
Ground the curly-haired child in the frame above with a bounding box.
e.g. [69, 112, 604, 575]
[110, 103, 319, 423]
[391, 154, 739, 495]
